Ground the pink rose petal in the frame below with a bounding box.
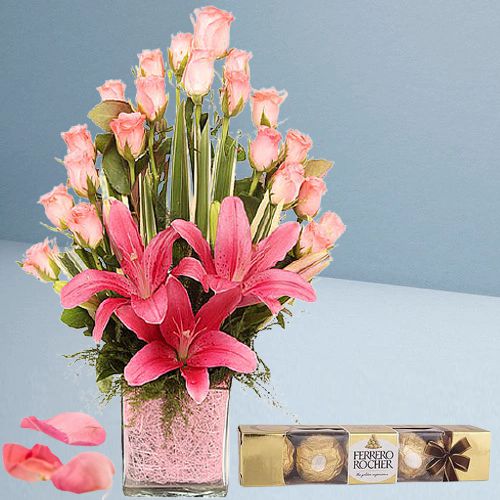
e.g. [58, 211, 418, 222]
[21, 412, 106, 446]
[3, 443, 62, 482]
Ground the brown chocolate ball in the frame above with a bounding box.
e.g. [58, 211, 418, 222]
[296, 435, 344, 482]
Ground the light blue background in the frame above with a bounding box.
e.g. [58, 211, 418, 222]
[1, 0, 500, 296]
[1, 240, 498, 499]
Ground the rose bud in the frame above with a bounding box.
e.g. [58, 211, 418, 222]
[270, 162, 305, 205]
[61, 124, 95, 160]
[299, 211, 345, 254]
[249, 126, 282, 172]
[63, 150, 99, 197]
[169, 32, 193, 76]
[96, 80, 126, 101]
[284, 250, 331, 281]
[138, 49, 165, 77]
[182, 49, 216, 98]
[222, 71, 251, 117]
[21, 239, 60, 282]
[224, 48, 252, 76]
[192, 6, 234, 58]
[285, 129, 313, 163]
[251, 88, 288, 128]
[38, 184, 74, 228]
[110, 112, 146, 159]
[295, 176, 327, 219]
[66, 203, 103, 248]
[135, 76, 168, 121]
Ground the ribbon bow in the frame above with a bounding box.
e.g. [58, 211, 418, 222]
[425, 436, 471, 481]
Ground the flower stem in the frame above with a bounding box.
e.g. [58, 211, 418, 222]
[249, 170, 262, 196]
[128, 158, 135, 188]
[148, 124, 158, 192]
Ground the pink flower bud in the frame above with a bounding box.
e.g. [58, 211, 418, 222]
[192, 6, 234, 58]
[109, 112, 146, 159]
[249, 126, 282, 172]
[61, 124, 95, 160]
[299, 212, 345, 254]
[224, 48, 252, 76]
[284, 250, 331, 281]
[251, 88, 288, 128]
[182, 49, 216, 97]
[66, 203, 103, 248]
[285, 129, 313, 163]
[22, 239, 60, 282]
[138, 49, 165, 77]
[222, 70, 250, 117]
[96, 80, 126, 101]
[169, 32, 193, 74]
[38, 184, 74, 228]
[135, 76, 168, 121]
[63, 150, 99, 197]
[295, 176, 327, 219]
[270, 162, 304, 205]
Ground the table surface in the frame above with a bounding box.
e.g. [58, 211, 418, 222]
[1, 239, 498, 499]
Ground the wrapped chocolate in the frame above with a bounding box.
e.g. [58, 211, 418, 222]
[239, 425, 490, 487]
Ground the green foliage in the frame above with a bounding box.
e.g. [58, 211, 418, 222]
[194, 115, 211, 237]
[61, 307, 94, 330]
[102, 140, 131, 195]
[95, 133, 113, 154]
[304, 159, 333, 177]
[88, 100, 133, 131]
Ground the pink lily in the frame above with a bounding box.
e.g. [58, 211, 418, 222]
[124, 276, 257, 403]
[61, 200, 178, 339]
[171, 196, 316, 314]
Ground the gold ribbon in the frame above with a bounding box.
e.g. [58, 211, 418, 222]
[425, 436, 471, 481]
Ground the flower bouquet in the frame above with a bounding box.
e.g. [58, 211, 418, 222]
[21, 5, 345, 497]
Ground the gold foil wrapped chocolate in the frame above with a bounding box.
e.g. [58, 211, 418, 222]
[282, 436, 295, 476]
[398, 433, 428, 479]
[295, 435, 345, 482]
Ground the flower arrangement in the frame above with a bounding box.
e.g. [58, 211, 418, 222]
[21, 5, 345, 414]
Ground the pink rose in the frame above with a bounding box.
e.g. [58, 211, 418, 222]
[222, 71, 250, 117]
[169, 32, 193, 74]
[182, 49, 216, 97]
[61, 124, 95, 160]
[192, 6, 234, 58]
[109, 112, 146, 159]
[96, 80, 126, 101]
[285, 129, 313, 163]
[251, 88, 288, 128]
[63, 150, 99, 197]
[38, 184, 74, 228]
[299, 212, 346, 254]
[295, 176, 327, 219]
[224, 48, 252, 76]
[249, 126, 282, 172]
[66, 203, 103, 248]
[138, 49, 165, 77]
[270, 162, 305, 205]
[135, 76, 168, 121]
[22, 239, 60, 282]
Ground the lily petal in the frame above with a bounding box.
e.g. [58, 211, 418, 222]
[180, 366, 210, 404]
[143, 227, 178, 290]
[116, 305, 162, 343]
[188, 330, 257, 373]
[214, 197, 252, 281]
[61, 270, 132, 309]
[131, 284, 168, 324]
[195, 287, 242, 333]
[172, 257, 209, 291]
[93, 297, 129, 342]
[3, 443, 62, 482]
[124, 341, 182, 386]
[242, 268, 317, 307]
[160, 276, 195, 346]
[21, 412, 106, 446]
[51, 452, 114, 494]
[249, 222, 300, 276]
[171, 219, 216, 273]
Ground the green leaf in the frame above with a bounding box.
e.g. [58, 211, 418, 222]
[239, 194, 261, 222]
[102, 141, 131, 194]
[61, 307, 93, 329]
[277, 312, 286, 329]
[236, 144, 246, 162]
[139, 172, 157, 245]
[170, 101, 191, 220]
[234, 177, 252, 196]
[304, 159, 333, 178]
[194, 118, 211, 237]
[95, 133, 113, 154]
[58, 253, 80, 277]
[212, 135, 236, 202]
[88, 100, 133, 132]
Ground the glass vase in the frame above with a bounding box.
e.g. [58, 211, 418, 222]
[122, 387, 230, 497]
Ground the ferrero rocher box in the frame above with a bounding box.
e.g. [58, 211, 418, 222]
[239, 425, 490, 487]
